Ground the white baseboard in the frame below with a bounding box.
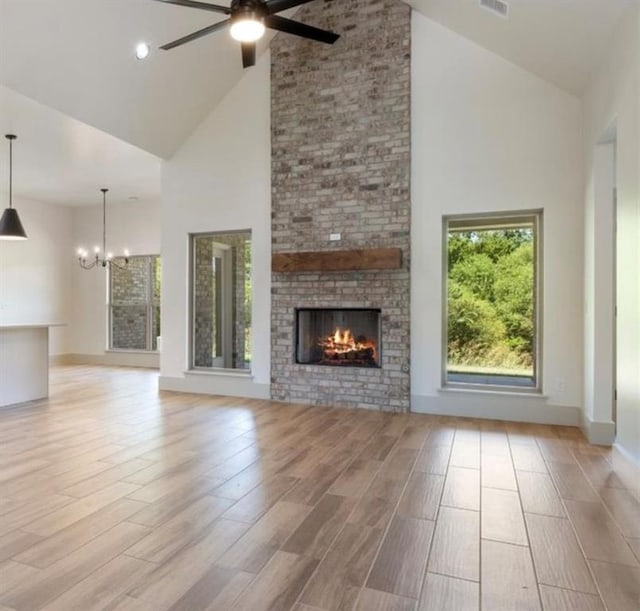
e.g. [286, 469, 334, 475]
[49, 354, 72, 366]
[411, 392, 580, 426]
[159, 374, 270, 400]
[581, 414, 616, 445]
[54, 353, 160, 369]
[613, 441, 640, 468]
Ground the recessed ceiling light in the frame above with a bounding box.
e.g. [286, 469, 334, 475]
[135, 42, 150, 60]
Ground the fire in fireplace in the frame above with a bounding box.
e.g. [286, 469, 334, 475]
[319, 327, 377, 365]
[296, 308, 381, 367]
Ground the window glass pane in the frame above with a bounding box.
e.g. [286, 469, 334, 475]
[111, 305, 148, 350]
[445, 215, 539, 389]
[111, 257, 149, 306]
[152, 305, 161, 351]
[192, 231, 252, 370]
[110, 255, 160, 352]
[152, 257, 161, 304]
[151, 257, 161, 350]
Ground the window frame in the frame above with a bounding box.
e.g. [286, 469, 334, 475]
[441, 210, 543, 393]
[188, 230, 252, 373]
[108, 254, 161, 353]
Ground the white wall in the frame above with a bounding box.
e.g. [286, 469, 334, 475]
[410, 14, 584, 425]
[70, 197, 161, 366]
[583, 5, 639, 461]
[159, 52, 271, 399]
[0, 195, 72, 354]
[583, 142, 616, 444]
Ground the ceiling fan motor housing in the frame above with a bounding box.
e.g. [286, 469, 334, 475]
[231, 0, 267, 22]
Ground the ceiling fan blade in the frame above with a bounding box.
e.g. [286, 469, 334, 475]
[241, 42, 257, 68]
[265, 0, 314, 14]
[152, 0, 231, 14]
[160, 19, 231, 50]
[264, 15, 340, 44]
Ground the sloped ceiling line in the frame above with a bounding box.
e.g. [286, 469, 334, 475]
[0, 0, 633, 166]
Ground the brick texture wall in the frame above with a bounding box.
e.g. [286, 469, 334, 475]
[270, 0, 411, 411]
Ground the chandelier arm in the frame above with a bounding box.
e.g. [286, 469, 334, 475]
[79, 259, 97, 270]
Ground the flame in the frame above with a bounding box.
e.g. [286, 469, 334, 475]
[319, 327, 377, 361]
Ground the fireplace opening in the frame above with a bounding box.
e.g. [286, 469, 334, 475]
[296, 308, 381, 367]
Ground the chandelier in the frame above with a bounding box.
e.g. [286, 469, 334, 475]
[77, 188, 129, 270]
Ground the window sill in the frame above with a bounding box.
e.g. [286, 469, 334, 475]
[107, 349, 159, 355]
[185, 368, 253, 379]
[439, 386, 547, 400]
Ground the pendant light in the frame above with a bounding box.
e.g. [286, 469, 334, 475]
[77, 188, 129, 270]
[0, 134, 28, 240]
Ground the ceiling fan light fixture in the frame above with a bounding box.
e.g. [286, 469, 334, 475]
[230, 17, 265, 42]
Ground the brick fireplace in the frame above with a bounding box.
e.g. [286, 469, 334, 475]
[270, 0, 411, 411]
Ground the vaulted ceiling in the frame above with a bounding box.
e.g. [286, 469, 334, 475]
[0, 86, 160, 207]
[0, 0, 634, 205]
[0, 0, 275, 160]
[406, 0, 634, 96]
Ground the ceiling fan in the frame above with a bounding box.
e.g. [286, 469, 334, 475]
[153, 0, 340, 68]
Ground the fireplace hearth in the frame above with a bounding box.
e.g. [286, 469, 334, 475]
[296, 308, 381, 367]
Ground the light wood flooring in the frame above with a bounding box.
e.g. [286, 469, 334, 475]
[0, 365, 639, 611]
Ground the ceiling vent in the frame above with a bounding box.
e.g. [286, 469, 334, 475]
[479, 0, 509, 18]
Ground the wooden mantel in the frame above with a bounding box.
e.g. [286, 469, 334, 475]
[272, 248, 402, 273]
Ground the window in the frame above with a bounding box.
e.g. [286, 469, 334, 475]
[191, 231, 252, 370]
[443, 212, 542, 390]
[109, 255, 161, 351]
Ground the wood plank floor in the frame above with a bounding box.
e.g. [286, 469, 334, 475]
[0, 365, 638, 611]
